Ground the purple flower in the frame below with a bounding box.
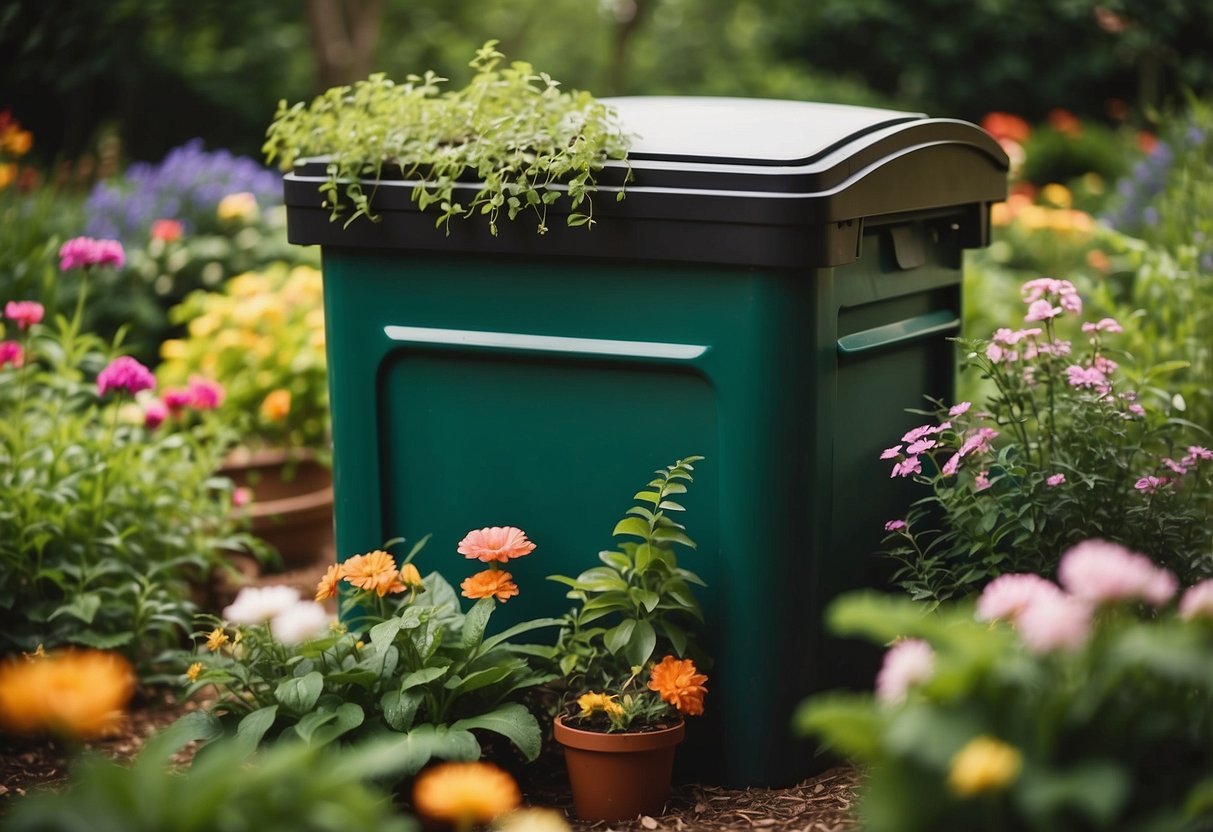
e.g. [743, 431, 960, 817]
[97, 356, 155, 397]
[880, 445, 903, 460]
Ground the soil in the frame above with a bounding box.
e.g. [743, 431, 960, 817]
[1, 557, 864, 830]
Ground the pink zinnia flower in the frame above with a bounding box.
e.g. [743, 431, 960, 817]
[58, 237, 125, 271]
[1016, 592, 1092, 653]
[1046, 473, 1066, 487]
[1057, 539, 1178, 607]
[187, 376, 225, 410]
[4, 300, 43, 330]
[948, 401, 972, 417]
[890, 456, 922, 478]
[0, 340, 23, 368]
[143, 398, 168, 430]
[875, 638, 935, 705]
[457, 526, 537, 563]
[1179, 580, 1213, 621]
[976, 573, 1062, 623]
[884, 520, 907, 533]
[97, 356, 155, 397]
[1024, 299, 1063, 322]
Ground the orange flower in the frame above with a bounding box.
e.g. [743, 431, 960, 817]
[260, 389, 291, 421]
[315, 563, 341, 602]
[980, 111, 1030, 144]
[0, 650, 135, 739]
[647, 655, 708, 716]
[150, 218, 183, 243]
[413, 761, 520, 825]
[460, 569, 519, 603]
[456, 526, 536, 563]
[340, 550, 406, 597]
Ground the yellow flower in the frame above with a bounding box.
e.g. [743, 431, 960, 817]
[0, 163, 15, 191]
[159, 339, 187, 361]
[400, 562, 424, 590]
[205, 627, 229, 652]
[948, 735, 1023, 796]
[261, 389, 291, 422]
[412, 761, 520, 825]
[186, 662, 203, 682]
[0, 649, 135, 739]
[576, 692, 624, 719]
[1039, 182, 1072, 209]
[187, 313, 220, 338]
[217, 191, 259, 223]
[495, 808, 572, 832]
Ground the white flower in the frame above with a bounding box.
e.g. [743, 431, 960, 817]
[222, 585, 301, 625]
[270, 601, 333, 646]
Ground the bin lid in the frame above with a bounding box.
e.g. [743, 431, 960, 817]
[284, 95, 1009, 268]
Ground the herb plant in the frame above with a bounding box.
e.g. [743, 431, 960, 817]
[263, 40, 632, 236]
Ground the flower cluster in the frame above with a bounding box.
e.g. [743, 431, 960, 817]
[84, 139, 280, 245]
[571, 654, 709, 732]
[58, 236, 126, 271]
[457, 525, 535, 603]
[0, 110, 33, 191]
[315, 550, 424, 602]
[221, 585, 333, 646]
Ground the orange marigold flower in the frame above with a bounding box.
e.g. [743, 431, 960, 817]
[457, 526, 536, 563]
[0, 649, 135, 739]
[341, 551, 406, 597]
[315, 563, 341, 602]
[460, 569, 520, 603]
[647, 655, 708, 716]
[261, 388, 291, 422]
[400, 562, 424, 590]
[413, 761, 520, 825]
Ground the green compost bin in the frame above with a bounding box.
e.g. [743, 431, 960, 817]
[283, 96, 1009, 787]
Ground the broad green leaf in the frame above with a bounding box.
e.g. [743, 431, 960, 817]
[307, 702, 364, 747]
[633, 490, 661, 505]
[792, 694, 885, 760]
[382, 724, 481, 775]
[400, 665, 449, 691]
[613, 516, 651, 539]
[275, 671, 324, 714]
[598, 550, 632, 572]
[479, 617, 564, 654]
[381, 689, 422, 732]
[462, 596, 494, 652]
[624, 619, 657, 667]
[604, 619, 636, 654]
[291, 709, 338, 744]
[1018, 762, 1131, 827]
[69, 630, 132, 649]
[574, 567, 629, 592]
[232, 705, 279, 758]
[452, 703, 543, 761]
[657, 500, 685, 511]
[446, 663, 517, 694]
[657, 620, 688, 655]
[48, 593, 101, 624]
[369, 617, 404, 646]
[631, 587, 660, 612]
[652, 527, 696, 548]
[141, 711, 222, 766]
[322, 669, 380, 689]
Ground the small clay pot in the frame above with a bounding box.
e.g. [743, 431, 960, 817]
[553, 715, 685, 822]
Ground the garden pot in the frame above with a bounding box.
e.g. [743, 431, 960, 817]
[553, 715, 685, 822]
[219, 447, 335, 569]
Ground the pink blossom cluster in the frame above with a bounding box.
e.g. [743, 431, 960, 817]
[58, 237, 125, 271]
[1021, 277, 1082, 322]
[875, 638, 935, 705]
[1081, 317, 1123, 335]
[882, 420, 951, 479]
[4, 300, 43, 331]
[0, 340, 24, 368]
[941, 427, 999, 477]
[97, 356, 155, 397]
[1134, 446, 1213, 494]
[975, 539, 1187, 653]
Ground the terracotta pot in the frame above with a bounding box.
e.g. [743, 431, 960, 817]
[553, 715, 685, 822]
[219, 447, 335, 569]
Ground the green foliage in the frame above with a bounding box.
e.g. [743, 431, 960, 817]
[546, 456, 709, 729]
[883, 279, 1213, 603]
[5, 714, 418, 832]
[263, 41, 633, 236]
[1019, 123, 1134, 189]
[0, 280, 246, 667]
[795, 588, 1213, 832]
[181, 543, 560, 774]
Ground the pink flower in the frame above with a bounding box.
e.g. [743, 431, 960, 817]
[150, 219, 184, 243]
[901, 425, 934, 444]
[163, 388, 192, 413]
[1065, 365, 1108, 390]
[1058, 292, 1082, 315]
[958, 427, 998, 457]
[1135, 476, 1168, 493]
[1057, 539, 1178, 607]
[58, 237, 125, 271]
[985, 343, 1007, 363]
[1016, 592, 1092, 653]
[1093, 355, 1118, 375]
[890, 456, 922, 478]
[906, 438, 936, 455]
[4, 300, 43, 330]
[1161, 458, 1189, 476]
[457, 526, 536, 563]
[941, 453, 961, 477]
[974, 470, 992, 491]
[875, 638, 935, 705]
[233, 487, 254, 508]
[1184, 446, 1213, 464]
[948, 401, 972, 417]
[1179, 580, 1213, 621]
[143, 398, 168, 429]
[1046, 473, 1066, 487]
[97, 356, 155, 397]
[976, 573, 1062, 623]
[187, 376, 225, 410]
[884, 520, 907, 533]
[0, 340, 23, 368]
[1127, 403, 1145, 418]
[1082, 317, 1123, 334]
[1025, 299, 1063, 322]
[880, 445, 903, 460]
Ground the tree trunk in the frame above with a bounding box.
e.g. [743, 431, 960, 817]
[306, 0, 386, 90]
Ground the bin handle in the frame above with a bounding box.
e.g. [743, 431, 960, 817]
[836, 310, 960, 357]
[384, 325, 708, 361]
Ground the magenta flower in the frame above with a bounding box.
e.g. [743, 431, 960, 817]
[143, 398, 168, 430]
[875, 638, 935, 705]
[1046, 473, 1066, 487]
[163, 388, 192, 413]
[958, 427, 998, 457]
[1179, 580, 1213, 621]
[1126, 403, 1146, 418]
[1184, 446, 1213, 464]
[948, 401, 972, 417]
[4, 300, 44, 331]
[59, 237, 126, 271]
[187, 376, 225, 410]
[1065, 365, 1108, 390]
[1016, 591, 1092, 653]
[976, 573, 1062, 623]
[233, 487, 254, 508]
[1135, 475, 1168, 493]
[0, 340, 24, 368]
[97, 356, 155, 397]
[884, 519, 907, 533]
[1025, 299, 1063, 322]
[1161, 458, 1189, 476]
[1057, 539, 1178, 607]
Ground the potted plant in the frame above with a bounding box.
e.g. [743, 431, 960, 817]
[156, 262, 332, 569]
[547, 456, 711, 822]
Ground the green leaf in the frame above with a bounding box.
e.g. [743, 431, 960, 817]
[69, 630, 133, 649]
[307, 703, 365, 747]
[322, 669, 380, 689]
[381, 689, 422, 732]
[275, 671, 324, 714]
[462, 596, 495, 651]
[613, 516, 651, 539]
[381, 724, 481, 775]
[604, 619, 636, 655]
[446, 663, 517, 694]
[631, 587, 660, 612]
[657, 620, 688, 655]
[598, 550, 633, 572]
[400, 665, 449, 691]
[652, 527, 696, 548]
[574, 566, 629, 592]
[232, 705, 279, 759]
[632, 490, 661, 505]
[452, 703, 543, 761]
[48, 593, 101, 624]
[1017, 762, 1131, 827]
[479, 617, 564, 654]
[624, 620, 657, 667]
[141, 711, 222, 767]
